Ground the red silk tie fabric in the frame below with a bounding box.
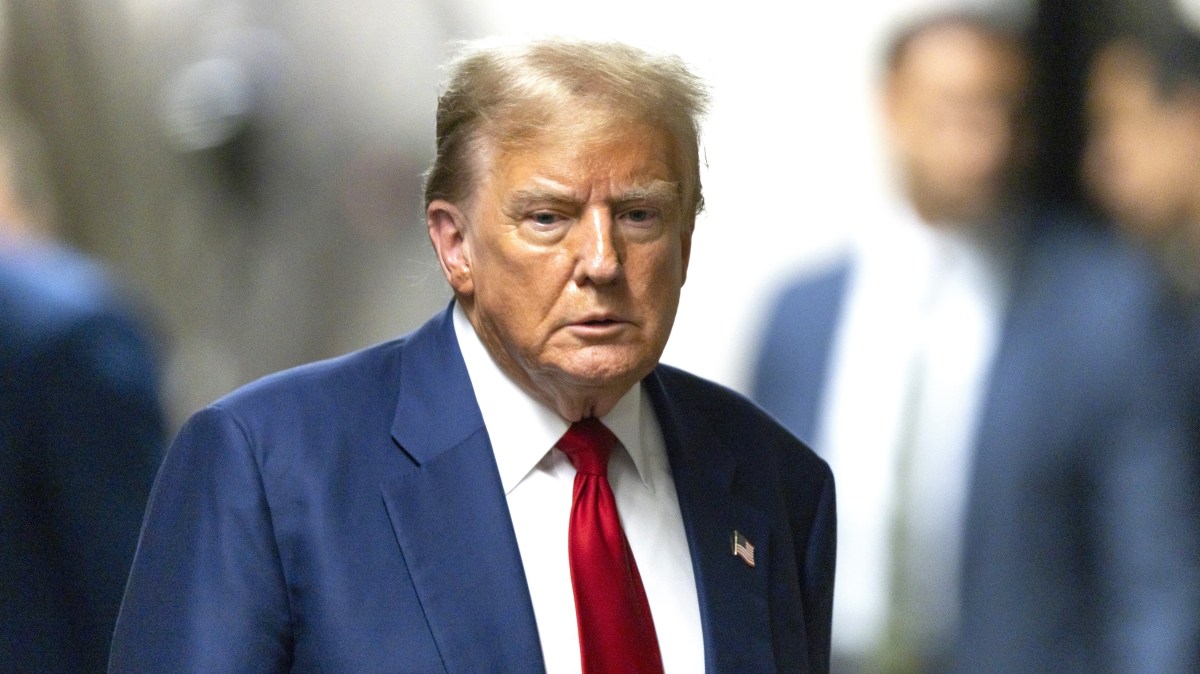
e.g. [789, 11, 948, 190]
[557, 418, 664, 674]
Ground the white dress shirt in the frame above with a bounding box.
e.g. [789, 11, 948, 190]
[817, 203, 1012, 658]
[452, 305, 705, 674]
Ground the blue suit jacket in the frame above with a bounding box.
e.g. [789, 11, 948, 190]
[1, 244, 165, 673]
[751, 218, 1200, 673]
[111, 304, 836, 673]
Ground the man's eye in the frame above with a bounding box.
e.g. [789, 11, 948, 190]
[530, 212, 562, 226]
[623, 208, 657, 225]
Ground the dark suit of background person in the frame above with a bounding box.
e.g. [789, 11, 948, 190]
[1, 238, 165, 672]
[0, 103, 165, 672]
[751, 11, 1200, 674]
[111, 39, 836, 673]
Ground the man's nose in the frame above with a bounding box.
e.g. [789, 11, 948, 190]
[573, 206, 621, 285]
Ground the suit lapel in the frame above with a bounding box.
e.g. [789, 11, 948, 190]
[645, 370, 774, 672]
[382, 306, 545, 674]
[783, 262, 852, 444]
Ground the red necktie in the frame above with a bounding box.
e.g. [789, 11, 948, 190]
[557, 418, 664, 674]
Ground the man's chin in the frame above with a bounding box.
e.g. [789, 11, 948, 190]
[545, 350, 656, 392]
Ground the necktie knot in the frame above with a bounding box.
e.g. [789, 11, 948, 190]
[557, 418, 618, 476]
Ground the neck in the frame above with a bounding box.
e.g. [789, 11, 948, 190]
[509, 359, 635, 422]
[531, 384, 624, 422]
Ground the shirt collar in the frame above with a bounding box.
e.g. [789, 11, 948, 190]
[452, 303, 653, 494]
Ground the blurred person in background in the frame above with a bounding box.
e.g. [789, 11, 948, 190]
[110, 38, 836, 673]
[1083, 11, 1200, 296]
[0, 103, 166, 670]
[752, 7, 1199, 673]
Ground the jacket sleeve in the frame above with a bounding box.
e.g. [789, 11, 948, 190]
[109, 405, 292, 673]
[801, 465, 836, 673]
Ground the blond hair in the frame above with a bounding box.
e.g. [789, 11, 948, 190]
[424, 38, 709, 223]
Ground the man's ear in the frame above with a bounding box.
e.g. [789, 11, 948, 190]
[427, 199, 474, 297]
[679, 219, 694, 286]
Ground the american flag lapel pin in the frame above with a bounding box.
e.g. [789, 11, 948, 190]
[731, 530, 755, 568]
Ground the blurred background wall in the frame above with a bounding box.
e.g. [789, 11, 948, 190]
[1, 0, 1184, 426]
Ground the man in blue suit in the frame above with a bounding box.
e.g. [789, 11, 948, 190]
[0, 109, 165, 672]
[1, 241, 165, 674]
[111, 39, 836, 673]
[751, 11, 1199, 674]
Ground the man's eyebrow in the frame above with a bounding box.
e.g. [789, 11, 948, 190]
[506, 180, 680, 208]
[615, 180, 680, 204]
[507, 186, 580, 207]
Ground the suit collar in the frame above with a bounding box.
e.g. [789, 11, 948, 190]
[390, 303, 485, 464]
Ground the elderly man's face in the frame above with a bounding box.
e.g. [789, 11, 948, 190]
[431, 119, 692, 418]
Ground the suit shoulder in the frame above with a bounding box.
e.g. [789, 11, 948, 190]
[755, 256, 852, 362]
[652, 364, 829, 473]
[767, 257, 853, 314]
[1024, 215, 1164, 299]
[0, 246, 162, 406]
[1019, 221, 1180, 347]
[0, 245, 143, 352]
[210, 337, 408, 423]
[652, 363, 764, 415]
